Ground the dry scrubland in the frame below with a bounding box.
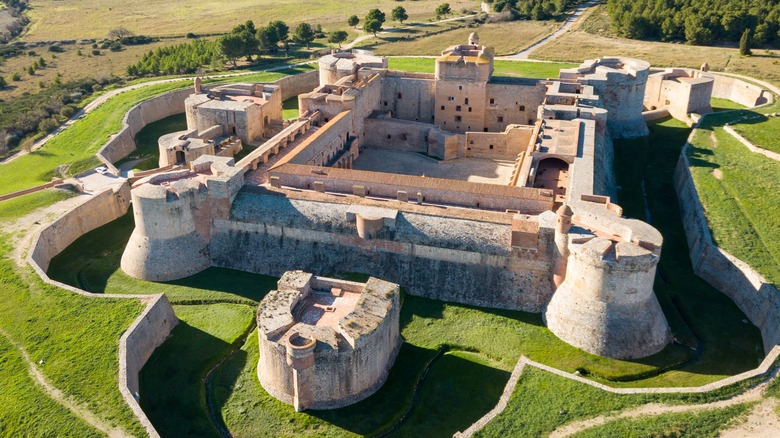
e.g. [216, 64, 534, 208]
[356, 20, 559, 56]
[24, 0, 477, 41]
[533, 6, 780, 88]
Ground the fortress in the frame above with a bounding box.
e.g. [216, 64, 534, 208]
[117, 34, 725, 408]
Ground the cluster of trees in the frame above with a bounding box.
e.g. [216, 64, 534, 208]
[0, 0, 30, 43]
[218, 20, 329, 65]
[0, 76, 111, 154]
[126, 39, 224, 76]
[485, 0, 570, 20]
[607, 0, 780, 46]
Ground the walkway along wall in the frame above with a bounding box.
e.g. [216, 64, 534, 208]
[26, 183, 178, 438]
[674, 145, 780, 353]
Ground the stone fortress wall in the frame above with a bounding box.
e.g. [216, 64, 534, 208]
[256, 272, 401, 411]
[26, 183, 178, 437]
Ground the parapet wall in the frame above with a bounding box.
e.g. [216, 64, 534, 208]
[97, 87, 193, 170]
[675, 149, 780, 352]
[268, 70, 320, 101]
[30, 184, 131, 272]
[706, 73, 774, 108]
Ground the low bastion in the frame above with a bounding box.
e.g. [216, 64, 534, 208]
[256, 271, 401, 411]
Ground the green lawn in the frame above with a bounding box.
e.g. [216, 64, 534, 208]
[711, 97, 746, 112]
[0, 335, 102, 437]
[0, 189, 75, 221]
[571, 403, 753, 438]
[0, 235, 146, 436]
[283, 96, 300, 120]
[688, 107, 780, 286]
[730, 102, 780, 154]
[139, 303, 256, 437]
[116, 113, 187, 172]
[387, 58, 578, 79]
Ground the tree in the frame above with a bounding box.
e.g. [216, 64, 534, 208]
[107, 27, 133, 40]
[363, 19, 382, 36]
[294, 22, 315, 49]
[267, 21, 289, 53]
[11, 72, 20, 81]
[740, 28, 752, 56]
[366, 9, 386, 25]
[219, 34, 245, 66]
[392, 6, 408, 23]
[37, 56, 46, 68]
[327, 30, 349, 48]
[436, 3, 451, 19]
[27, 65, 34, 75]
[348, 15, 359, 29]
[0, 76, 6, 89]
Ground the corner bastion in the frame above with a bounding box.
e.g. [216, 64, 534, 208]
[256, 271, 401, 411]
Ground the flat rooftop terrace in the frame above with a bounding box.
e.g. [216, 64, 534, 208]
[352, 149, 514, 185]
[295, 288, 360, 329]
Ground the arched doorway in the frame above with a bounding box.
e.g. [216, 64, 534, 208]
[533, 157, 569, 207]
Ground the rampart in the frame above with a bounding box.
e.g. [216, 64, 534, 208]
[675, 145, 780, 352]
[26, 183, 179, 437]
[706, 73, 774, 108]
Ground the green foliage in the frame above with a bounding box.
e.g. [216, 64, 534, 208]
[10, 72, 20, 81]
[327, 30, 349, 47]
[740, 29, 753, 56]
[392, 6, 408, 23]
[219, 34, 246, 66]
[27, 65, 34, 75]
[487, 0, 569, 20]
[435, 2, 451, 19]
[367, 8, 387, 24]
[607, 0, 780, 45]
[348, 15, 360, 28]
[0, 76, 6, 88]
[127, 39, 224, 77]
[571, 403, 752, 438]
[363, 19, 383, 36]
[293, 22, 316, 48]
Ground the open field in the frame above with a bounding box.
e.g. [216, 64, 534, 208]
[356, 20, 560, 56]
[533, 9, 780, 88]
[687, 103, 780, 286]
[24, 0, 478, 41]
[0, 335, 102, 437]
[571, 403, 752, 438]
[0, 232, 146, 436]
[732, 110, 780, 154]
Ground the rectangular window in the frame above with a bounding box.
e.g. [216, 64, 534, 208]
[449, 96, 455, 101]
[455, 115, 462, 122]
[383, 101, 388, 106]
[468, 107, 472, 112]
[397, 92, 403, 99]
[489, 98, 495, 104]
[458, 85, 463, 90]
[465, 98, 469, 104]
[489, 145, 494, 150]
[456, 105, 462, 112]
[497, 116, 504, 123]
[441, 105, 445, 110]
[519, 105, 526, 111]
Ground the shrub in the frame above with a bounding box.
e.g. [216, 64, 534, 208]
[91, 49, 101, 56]
[48, 45, 64, 53]
[38, 117, 59, 132]
[186, 32, 197, 39]
[0, 76, 6, 88]
[59, 106, 76, 118]
[11, 73, 20, 81]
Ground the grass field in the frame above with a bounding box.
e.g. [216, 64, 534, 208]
[0, 233, 146, 436]
[0, 189, 74, 220]
[711, 97, 747, 112]
[534, 9, 780, 88]
[0, 335, 102, 437]
[24, 0, 479, 41]
[356, 20, 559, 56]
[570, 403, 753, 438]
[731, 110, 780, 154]
[687, 105, 780, 286]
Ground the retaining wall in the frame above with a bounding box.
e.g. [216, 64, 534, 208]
[707, 73, 774, 108]
[674, 148, 780, 352]
[26, 183, 179, 437]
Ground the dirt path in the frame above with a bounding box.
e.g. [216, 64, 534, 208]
[720, 398, 780, 437]
[549, 381, 769, 438]
[343, 14, 477, 51]
[504, 0, 601, 60]
[0, 327, 131, 438]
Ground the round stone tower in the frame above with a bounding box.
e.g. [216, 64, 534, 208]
[120, 172, 212, 281]
[544, 219, 671, 359]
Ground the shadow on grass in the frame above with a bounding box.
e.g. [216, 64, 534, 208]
[140, 321, 229, 438]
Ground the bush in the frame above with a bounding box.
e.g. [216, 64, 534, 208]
[109, 42, 123, 52]
[186, 32, 197, 39]
[48, 45, 64, 53]
[91, 49, 101, 56]
[91, 84, 103, 92]
[11, 73, 20, 81]
[38, 117, 60, 132]
[0, 76, 6, 88]
[59, 106, 76, 118]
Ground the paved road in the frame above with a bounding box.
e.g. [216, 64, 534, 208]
[505, 0, 602, 60]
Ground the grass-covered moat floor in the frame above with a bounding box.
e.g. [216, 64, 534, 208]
[45, 115, 766, 437]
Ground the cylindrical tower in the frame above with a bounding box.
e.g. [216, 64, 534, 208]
[553, 204, 573, 287]
[120, 175, 212, 281]
[544, 236, 671, 359]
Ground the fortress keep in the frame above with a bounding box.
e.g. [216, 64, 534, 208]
[121, 35, 692, 369]
[256, 271, 401, 411]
